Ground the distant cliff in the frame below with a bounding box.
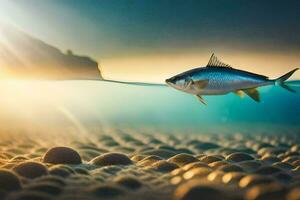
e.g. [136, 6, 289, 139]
[0, 24, 102, 80]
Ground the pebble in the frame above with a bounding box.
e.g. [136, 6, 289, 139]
[87, 184, 125, 197]
[255, 166, 282, 175]
[226, 152, 254, 162]
[217, 164, 244, 172]
[141, 149, 176, 159]
[43, 147, 82, 164]
[138, 155, 163, 166]
[90, 152, 132, 166]
[49, 165, 74, 178]
[167, 154, 199, 166]
[151, 160, 179, 172]
[287, 188, 300, 200]
[0, 169, 21, 192]
[200, 155, 223, 164]
[239, 160, 262, 172]
[245, 183, 287, 200]
[13, 161, 48, 179]
[239, 175, 276, 188]
[174, 180, 228, 200]
[222, 172, 245, 185]
[114, 176, 142, 190]
[24, 182, 62, 196]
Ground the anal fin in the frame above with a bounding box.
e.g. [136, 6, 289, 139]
[233, 90, 244, 98]
[195, 95, 207, 105]
[243, 88, 260, 102]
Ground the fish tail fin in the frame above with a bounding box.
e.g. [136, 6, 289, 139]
[275, 68, 299, 93]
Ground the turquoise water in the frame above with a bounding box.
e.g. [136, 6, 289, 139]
[0, 80, 299, 133]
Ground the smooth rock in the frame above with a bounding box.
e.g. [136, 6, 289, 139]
[245, 183, 287, 200]
[226, 152, 254, 162]
[90, 153, 132, 166]
[0, 169, 21, 192]
[87, 184, 125, 197]
[168, 154, 199, 166]
[13, 161, 48, 179]
[114, 176, 142, 190]
[43, 147, 82, 164]
[152, 160, 178, 172]
[174, 180, 229, 200]
[239, 175, 276, 188]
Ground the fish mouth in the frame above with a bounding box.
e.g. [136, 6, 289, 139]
[165, 78, 174, 87]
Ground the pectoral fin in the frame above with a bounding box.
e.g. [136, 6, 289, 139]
[233, 90, 244, 98]
[193, 80, 209, 89]
[243, 88, 260, 102]
[195, 95, 207, 105]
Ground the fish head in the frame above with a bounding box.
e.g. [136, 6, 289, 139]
[166, 75, 189, 91]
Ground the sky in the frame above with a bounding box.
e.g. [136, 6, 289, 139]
[0, 0, 299, 81]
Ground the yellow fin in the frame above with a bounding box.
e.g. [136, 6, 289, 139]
[193, 80, 209, 89]
[233, 90, 244, 98]
[243, 88, 260, 102]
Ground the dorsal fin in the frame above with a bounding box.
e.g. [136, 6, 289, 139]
[207, 53, 232, 68]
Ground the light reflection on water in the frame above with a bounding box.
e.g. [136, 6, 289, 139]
[0, 80, 299, 133]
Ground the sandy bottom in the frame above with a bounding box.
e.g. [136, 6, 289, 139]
[0, 129, 299, 200]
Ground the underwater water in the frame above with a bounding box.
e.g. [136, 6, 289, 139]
[0, 80, 299, 133]
[0, 80, 300, 200]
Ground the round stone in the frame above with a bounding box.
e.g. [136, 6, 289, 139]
[272, 162, 295, 170]
[90, 153, 132, 166]
[114, 176, 142, 190]
[10, 156, 29, 162]
[87, 184, 125, 197]
[141, 149, 176, 159]
[239, 160, 262, 172]
[207, 171, 225, 183]
[239, 175, 275, 188]
[168, 154, 199, 166]
[174, 180, 229, 200]
[43, 147, 82, 164]
[292, 160, 300, 167]
[182, 162, 209, 171]
[209, 161, 229, 169]
[287, 188, 300, 200]
[24, 183, 62, 196]
[74, 167, 90, 175]
[192, 142, 220, 150]
[138, 155, 163, 166]
[261, 155, 281, 164]
[151, 160, 179, 172]
[222, 172, 245, 185]
[245, 183, 287, 200]
[130, 155, 146, 162]
[255, 166, 282, 175]
[49, 165, 75, 178]
[35, 176, 66, 187]
[218, 164, 244, 172]
[13, 162, 48, 179]
[226, 152, 254, 162]
[183, 167, 212, 180]
[200, 155, 223, 164]
[0, 169, 21, 192]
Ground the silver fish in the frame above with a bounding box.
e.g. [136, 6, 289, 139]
[166, 54, 299, 104]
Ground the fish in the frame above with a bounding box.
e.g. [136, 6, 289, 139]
[165, 54, 299, 104]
